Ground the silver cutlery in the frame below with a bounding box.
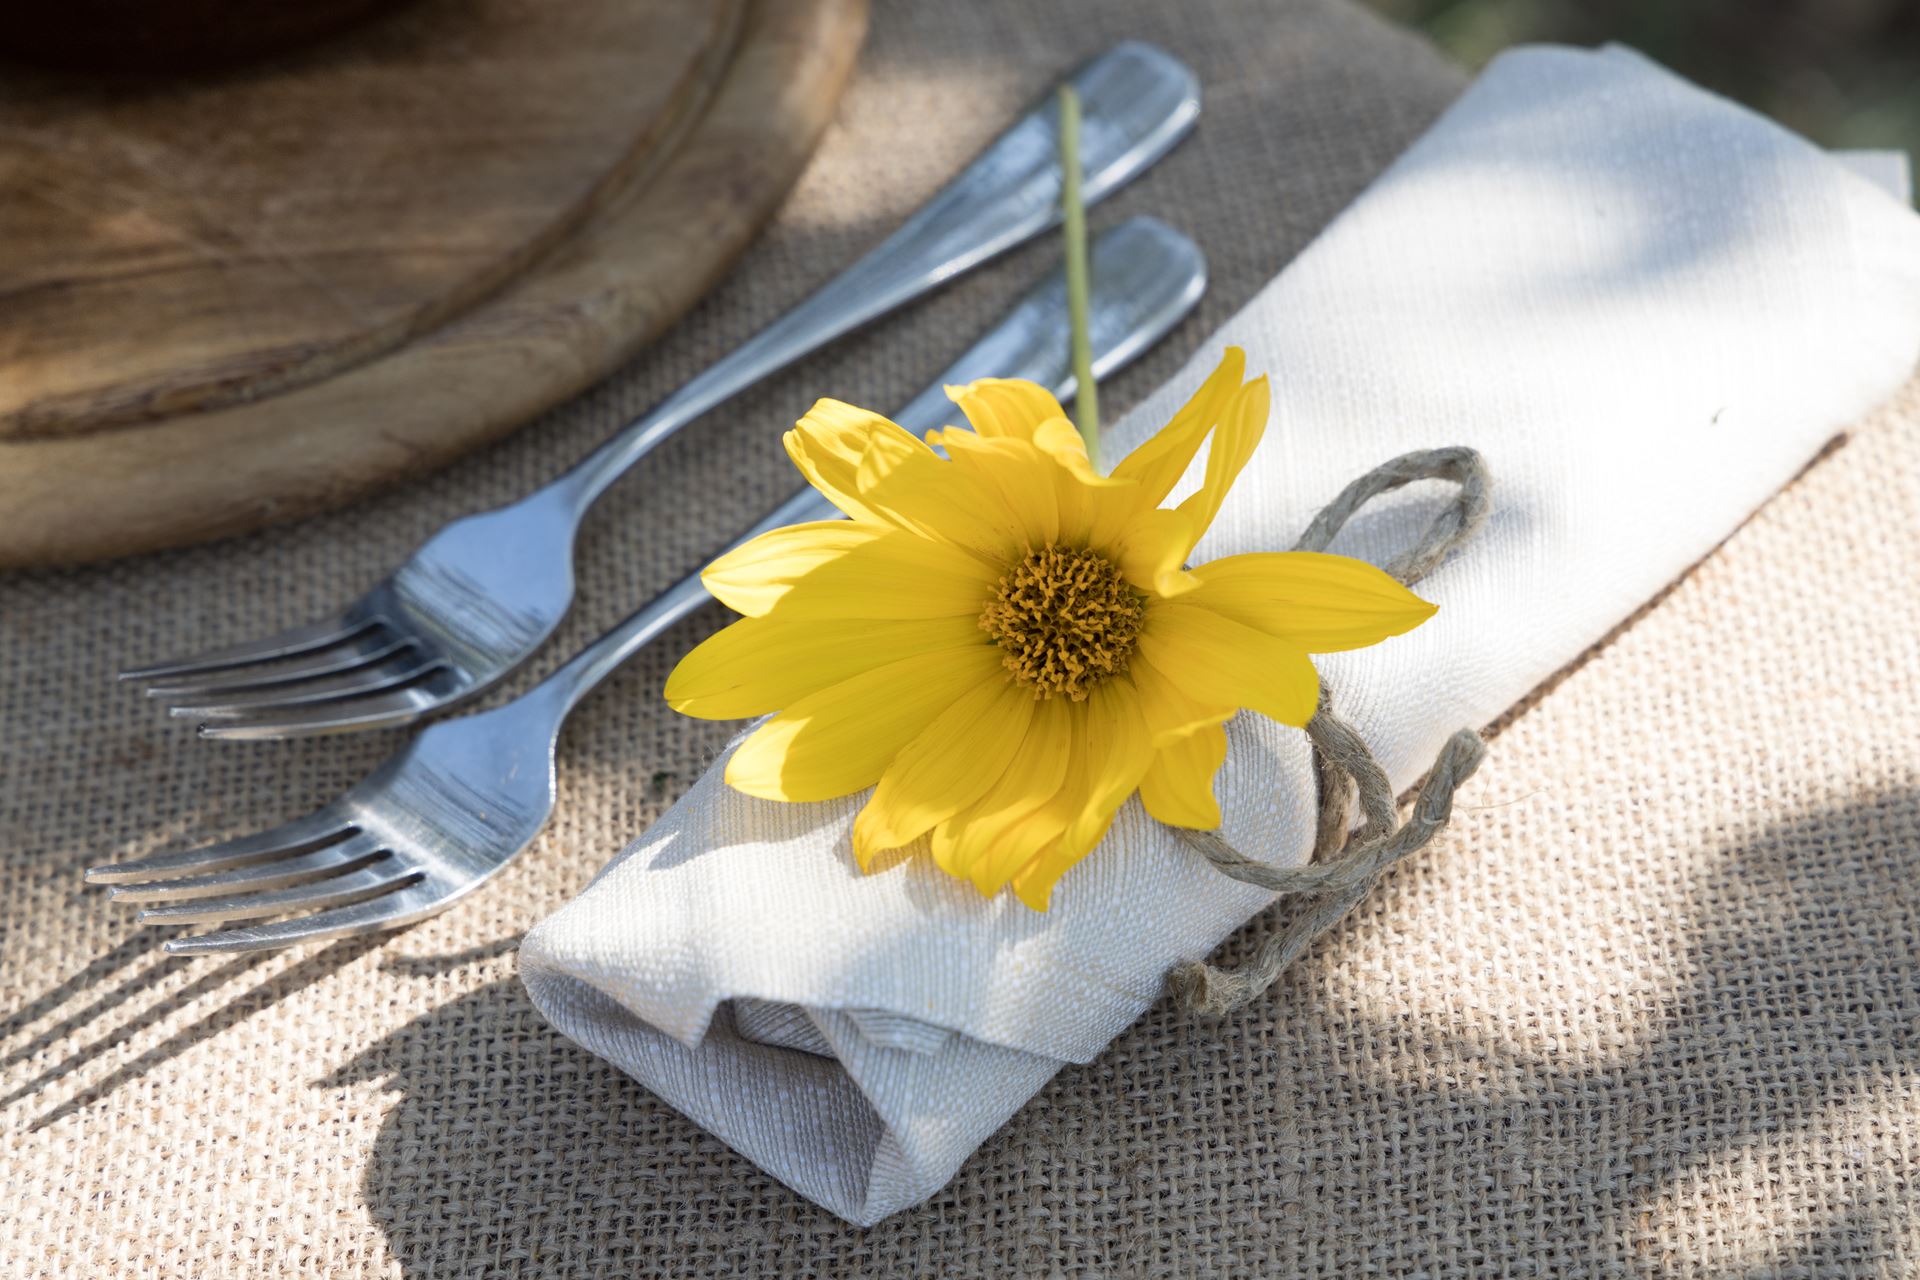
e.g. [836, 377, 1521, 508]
[121, 42, 1200, 740]
[90, 222, 1205, 951]
[86, 217, 1207, 955]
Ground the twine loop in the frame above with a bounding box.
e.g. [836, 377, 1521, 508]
[1168, 447, 1493, 1016]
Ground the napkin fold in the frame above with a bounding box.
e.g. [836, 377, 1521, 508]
[521, 44, 1920, 1225]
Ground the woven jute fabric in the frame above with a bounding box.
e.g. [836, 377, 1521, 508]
[3, 0, 1916, 1275]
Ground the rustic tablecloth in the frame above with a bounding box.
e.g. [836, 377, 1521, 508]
[4, 1, 1917, 1275]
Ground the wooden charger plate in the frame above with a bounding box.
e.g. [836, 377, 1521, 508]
[0, 0, 868, 568]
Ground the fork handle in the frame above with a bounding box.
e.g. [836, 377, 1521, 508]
[544, 43, 1197, 516]
[534, 217, 1206, 719]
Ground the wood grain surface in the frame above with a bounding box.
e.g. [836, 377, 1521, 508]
[0, 0, 869, 567]
[0, 0, 742, 439]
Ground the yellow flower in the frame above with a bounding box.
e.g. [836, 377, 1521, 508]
[666, 348, 1437, 909]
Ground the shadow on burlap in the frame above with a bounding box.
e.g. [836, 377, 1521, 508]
[4, 1, 1918, 1275]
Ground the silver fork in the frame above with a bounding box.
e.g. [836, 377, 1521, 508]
[120, 43, 1200, 741]
[86, 219, 1208, 955]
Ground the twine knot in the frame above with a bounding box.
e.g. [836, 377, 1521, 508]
[1168, 446, 1492, 1016]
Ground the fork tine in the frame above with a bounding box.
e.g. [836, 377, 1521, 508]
[134, 863, 419, 926]
[104, 835, 387, 904]
[119, 611, 382, 682]
[167, 654, 444, 719]
[84, 812, 357, 885]
[140, 635, 412, 700]
[159, 883, 441, 955]
[195, 685, 455, 741]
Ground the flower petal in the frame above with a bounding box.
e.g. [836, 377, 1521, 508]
[929, 695, 1073, 878]
[1028, 417, 1142, 544]
[853, 425, 1020, 562]
[1173, 374, 1269, 552]
[1109, 347, 1246, 506]
[726, 645, 1003, 802]
[1110, 506, 1200, 599]
[965, 702, 1090, 897]
[703, 521, 997, 620]
[854, 679, 1035, 866]
[1137, 601, 1320, 728]
[947, 378, 1071, 443]
[938, 405, 1144, 550]
[1138, 723, 1228, 829]
[1186, 551, 1438, 652]
[935, 429, 1059, 548]
[1127, 650, 1234, 746]
[787, 400, 1018, 562]
[665, 614, 983, 720]
[1029, 415, 1095, 474]
[1007, 678, 1154, 910]
[784, 399, 894, 523]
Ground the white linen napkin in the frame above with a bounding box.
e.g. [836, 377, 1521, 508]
[520, 44, 1920, 1225]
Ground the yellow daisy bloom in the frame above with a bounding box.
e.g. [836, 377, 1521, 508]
[666, 348, 1438, 909]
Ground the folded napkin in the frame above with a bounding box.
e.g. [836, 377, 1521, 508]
[521, 44, 1920, 1225]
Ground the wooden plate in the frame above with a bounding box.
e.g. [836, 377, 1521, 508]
[0, 0, 868, 567]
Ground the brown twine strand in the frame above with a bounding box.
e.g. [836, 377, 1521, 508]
[1167, 446, 1493, 1016]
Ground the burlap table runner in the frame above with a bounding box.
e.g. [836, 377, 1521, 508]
[4, 1, 1916, 1275]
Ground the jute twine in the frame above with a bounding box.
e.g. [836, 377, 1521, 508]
[1168, 447, 1492, 1015]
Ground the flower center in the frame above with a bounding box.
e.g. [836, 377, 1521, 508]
[978, 544, 1146, 701]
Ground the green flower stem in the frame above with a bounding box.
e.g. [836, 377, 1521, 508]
[1058, 85, 1099, 471]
